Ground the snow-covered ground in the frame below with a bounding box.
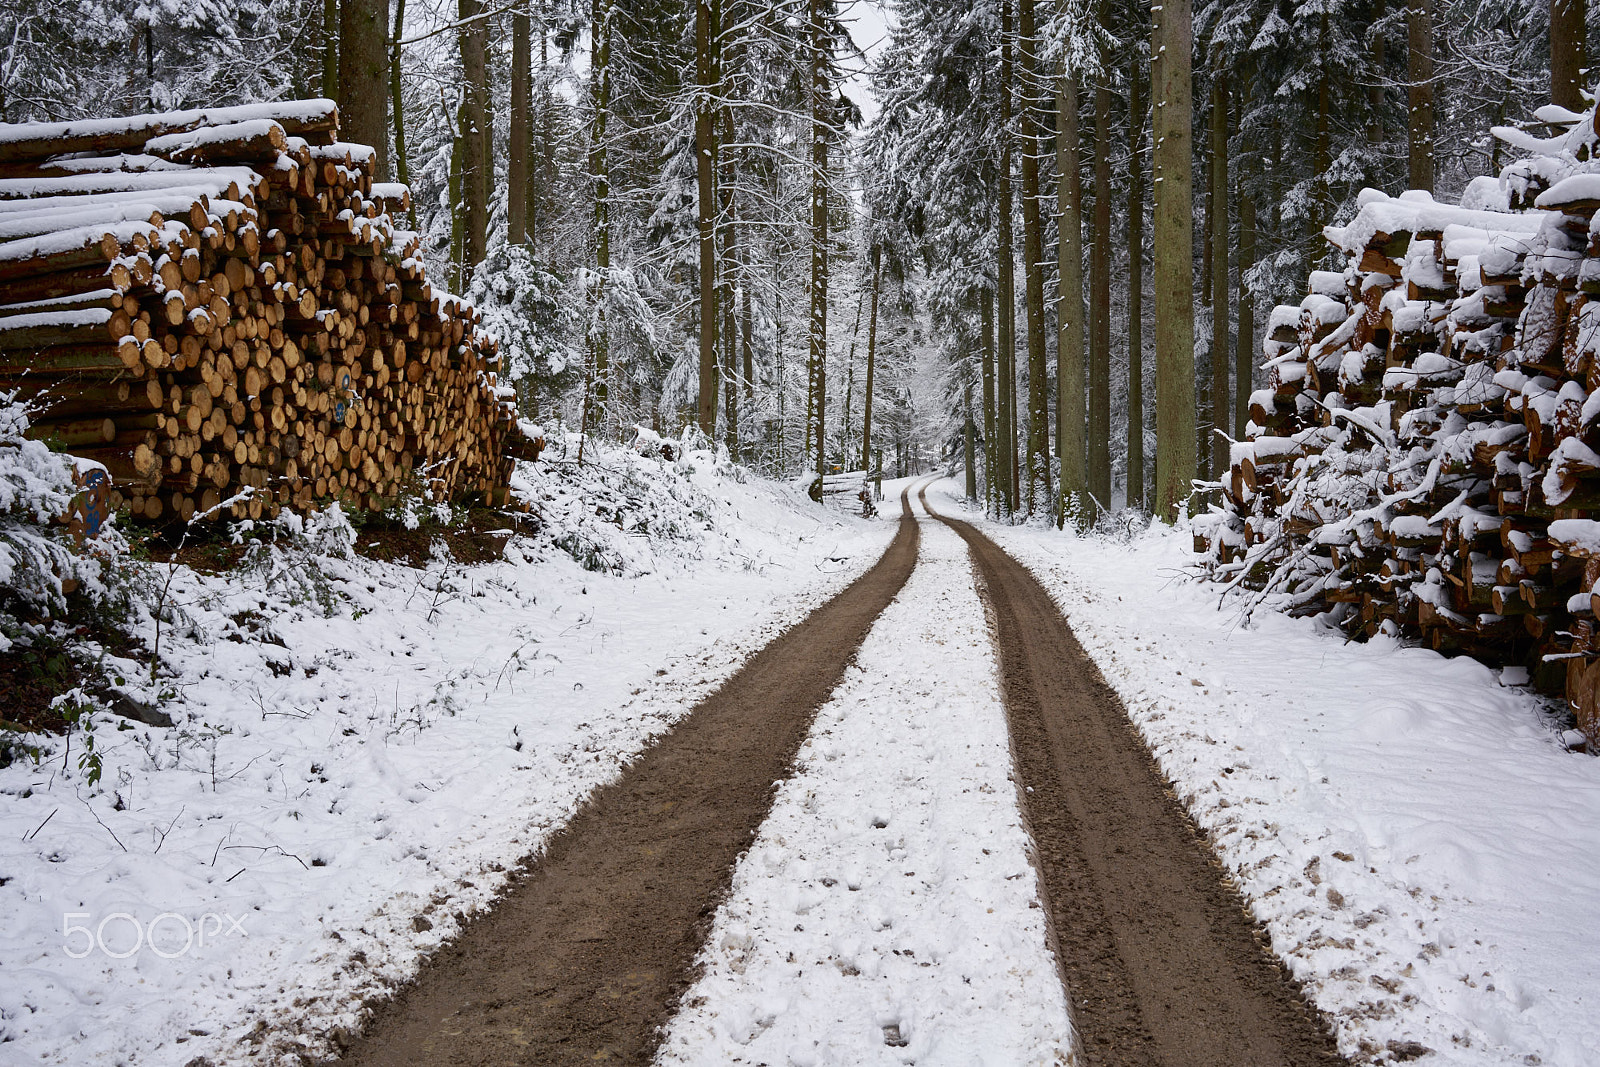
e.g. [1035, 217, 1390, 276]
[658, 492, 1076, 1067]
[927, 478, 1600, 1067]
[0, 449, 891, 1066]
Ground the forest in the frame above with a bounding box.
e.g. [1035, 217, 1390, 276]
[2, 0, 1579, 522]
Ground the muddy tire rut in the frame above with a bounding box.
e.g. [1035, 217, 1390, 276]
[336, 492, 921, 1067]
[925, 492, 1345, 1067]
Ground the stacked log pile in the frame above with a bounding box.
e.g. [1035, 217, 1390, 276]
[0, 100, 523, 524]
[1199, 98, 1600, 738]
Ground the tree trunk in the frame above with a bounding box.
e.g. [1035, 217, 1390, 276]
[1127, 44, 1145, 512]
[1152, 0, 1195, 520]
[1553, 0, 1587, 110]
[339, 0, 389, 178]
[589, 0, 612, 412]
[1313, 14, 1330, 257]
[1017, 0, 1051, 514]
[323, 0, 339, 103]
[508, 5, 531, 245]
[390, 0, 415, 229]
[695, 0, 718, 436]
[449, 106, 463, 290]
[720, 64, 738, 458]
[1090, 78, 1111, 509]
[1407, 0, 1434, 194]
[1209, 65, 1229, 478]
[860, 244, 882, 472]
[458, 0, 488, 278]
[1369, 0, 1386, 150]
[965, 381, 978, 500]
[981, 287, 996, 513]
[808, 0, 829, 483]
[741, 250, 755, 408]
[722, 218, 740, 457]
[997, 0, 1017, 515]
[534, 15, 550, 255]
[1056, 71, 1086, 521]
[1235, 72, 1255, 442]
[843, 288, 865, 461]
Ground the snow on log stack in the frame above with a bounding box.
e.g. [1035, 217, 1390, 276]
[1198, 97, 1600, 739]
[0, 100, 522, 524]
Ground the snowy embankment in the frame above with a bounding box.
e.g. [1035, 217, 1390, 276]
[927, 479, 1600, 1067]
[658, 492, 1076, 1067]
[0, 445, 891, 1067]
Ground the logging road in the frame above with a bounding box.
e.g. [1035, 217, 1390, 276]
[336, 483, 1345, 1066]
[923, 488, 1344, 1067]
[336, 488, 922, 1067]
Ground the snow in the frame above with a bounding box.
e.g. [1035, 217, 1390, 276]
[0, 449, 893, 1066]
[1325, 192, 1543, 256]
[1535, 173, 1600, 210]
[0, 168, 260, 203]
[1548, 518, 1600, 556]
[934, 479, 1600, 1067]
[0, 218, 155, 262]
[0, 101, 336, 150]
[657, 491, 1076, 1066]
[143, 119, 284, 158]
[0, 306, 112, 330]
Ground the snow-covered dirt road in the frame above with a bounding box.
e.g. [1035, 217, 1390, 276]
[657, 495, 1076, 1067]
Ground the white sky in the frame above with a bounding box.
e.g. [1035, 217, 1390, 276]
[841, 0, 893, 125]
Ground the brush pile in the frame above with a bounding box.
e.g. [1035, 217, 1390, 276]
[1199, 96, 1600, 736]
[0, 99, 526, 525]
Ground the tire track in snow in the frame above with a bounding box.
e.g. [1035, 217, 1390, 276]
[656, 496, 1076, 1066]
[926, 489, 1345, 1067]
[335, 490, 921, 1066]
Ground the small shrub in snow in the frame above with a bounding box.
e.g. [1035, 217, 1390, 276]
[0, 391, 115, 640]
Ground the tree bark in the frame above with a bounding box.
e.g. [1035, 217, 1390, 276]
[997, 0, 1017, 514]
[965, 381, 978, 500]
[860, 244, 882, 471]
[1407, 0, 1434, 194]
[1369, 0, 1386, 150]
[324, 0, 340, 103]
[589, 0, 612, 412]
[981, 286, 996, 513]
[1056, 72, 1085, 521]
[1152, 0, 1195, 520]
[808, 0, 829, 483]
[1235, 71, 1255, 442]
[1089, 78, 1111, 509]
[1209, 65, 1229, 478]
[1126, 45, 1145, 512]
[695, 0, 718, 435]
[722, 207, 740, 457]
[390, 0, 415, 229]
[1018, 0, 1051, 514]
[508, 5, 531, 245]
[458, 0, 488, 277]
[720, 41, 738, 457]
[1553, 0, 1587, 110]
[339, 0, 389, 178]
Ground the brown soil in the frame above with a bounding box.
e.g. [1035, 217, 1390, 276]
[926, 492, 1346, 1067]
[334, 490, 921, 1067]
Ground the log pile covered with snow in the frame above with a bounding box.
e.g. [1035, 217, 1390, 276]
[1200, 97, 1600, 739]
[0, 100, 523, 524]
